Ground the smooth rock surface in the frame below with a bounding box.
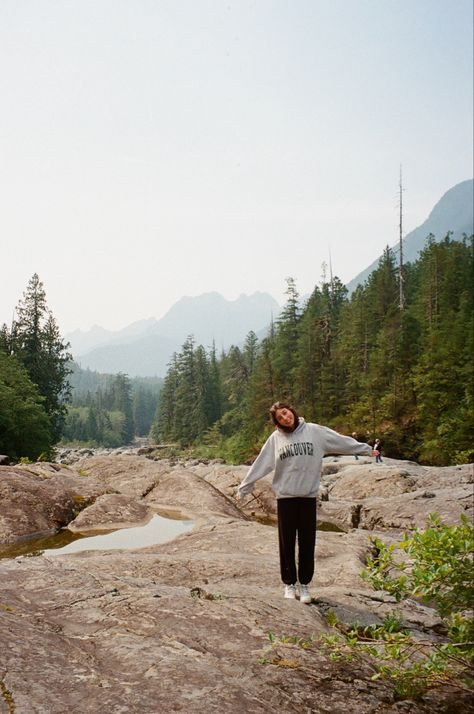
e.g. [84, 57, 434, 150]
[0, 454, 472, 713]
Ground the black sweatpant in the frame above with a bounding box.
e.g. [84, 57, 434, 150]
[277, 497, 317, 586]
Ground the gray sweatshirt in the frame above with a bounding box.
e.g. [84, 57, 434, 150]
[238, 418, 372, 499]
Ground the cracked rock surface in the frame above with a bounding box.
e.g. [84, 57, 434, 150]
[0, 454, 472, 713]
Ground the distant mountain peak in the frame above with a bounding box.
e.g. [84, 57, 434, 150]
[346, 179, 473, 294]
[66, 291, 280, 376]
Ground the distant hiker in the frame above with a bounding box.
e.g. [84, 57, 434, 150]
[352, 431, 359, 460]
[236, 402, 372, 604]
[373, 438, 383, 463]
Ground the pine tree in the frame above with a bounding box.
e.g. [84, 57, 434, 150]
[0, 351, 52, 460]
[243, 330, 259, 376]
[411, 236, 474, 463]
[273, 277, 301, 399]
[155, 353, 179, 443]
[173, 336, 198, 444]
[221, 346, 248, 407]
[0, 324, 10, 353]
[207, 341, 222, 424]
[133, 387, 158, 436]
[86, 405, 100, 443]
[108, 373, 134, 443]
[9, 274, 72, 441]
[152, 239, 473, 465]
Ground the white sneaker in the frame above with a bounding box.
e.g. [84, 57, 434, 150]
[284, 584, 296, 599]
[298, 583, 312, 604]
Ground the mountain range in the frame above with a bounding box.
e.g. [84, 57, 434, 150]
[70, 292, 280, 377]
[68, 178, 473, 377]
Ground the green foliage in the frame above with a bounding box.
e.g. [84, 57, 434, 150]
[4, 237, 472, 464]
[153, 336, 225, 447]
[133, 384, 159, 436]
[321, 613, 473, 700]
[62, 405, 128, 448]
[4, 274, 72, 442]
[363, 513, 474, 620]
[152, 236, 474, 465]
[258, 630, 316, 668]
[62, 369, 160, 447]
[320, 514, 474, 699]
[259, 515, 474, 700]
[0, 351, 52, 461]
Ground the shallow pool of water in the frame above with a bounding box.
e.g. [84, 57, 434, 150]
[0, 514, 194, 559]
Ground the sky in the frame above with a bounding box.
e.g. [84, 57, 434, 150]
[1, 0, 473, 335]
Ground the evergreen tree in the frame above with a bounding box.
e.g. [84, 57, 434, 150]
[357, 248, 401, 440]
[107, 373, 134, 443]
[221, 345, 248, 407]
[8, 274, 72, 441]
[0, 324, 10, 353]
[133, 387, 158, 436]
[207, 341, 222, 425]
[154, 353, 180, 443]
[0, 351, 52, 460]
[86, 405, 100, 442]
[293, 285, 326, 417]
[153, 239, 474, 466]
[40, 312, 73, 438]
[411, 236, 474, 463]
[273, 277, 301, 399]
[243, 330, 259, 376]
[173, 336, 198, 444]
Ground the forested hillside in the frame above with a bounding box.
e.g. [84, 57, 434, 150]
[154, 235, 474, 466]
[63, 365, 162, 447]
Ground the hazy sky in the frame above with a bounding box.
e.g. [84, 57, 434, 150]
[1, 0, 472, 334]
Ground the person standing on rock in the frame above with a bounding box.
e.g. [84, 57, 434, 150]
[236, 401, 372, 603]
[373, 438, 383, 463]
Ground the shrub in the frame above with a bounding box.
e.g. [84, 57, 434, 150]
[322, 514, 474, 699]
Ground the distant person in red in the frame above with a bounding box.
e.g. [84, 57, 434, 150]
[373, 438, 383, 463]
[237, 402, 372, 603]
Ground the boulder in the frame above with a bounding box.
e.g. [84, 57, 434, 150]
[328, 465, 418, 499]
[0, 465, 105, 543]
[68, 493, 152, 532]
[358, 485, 473, 531]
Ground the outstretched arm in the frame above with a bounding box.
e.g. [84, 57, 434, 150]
[237, 434, 276, 498]
[320, 426, 372, 457]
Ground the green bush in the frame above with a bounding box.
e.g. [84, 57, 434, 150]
[322, 514, 474, 699]
[363, 513, 474, 622]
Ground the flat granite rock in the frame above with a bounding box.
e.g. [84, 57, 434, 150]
[0, 455, 472, 713]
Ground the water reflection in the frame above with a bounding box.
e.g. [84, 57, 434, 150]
[0, 514, 194, 559]
[250, 516, 345, 533]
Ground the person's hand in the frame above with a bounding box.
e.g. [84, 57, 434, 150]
[235, 490, 242, 502]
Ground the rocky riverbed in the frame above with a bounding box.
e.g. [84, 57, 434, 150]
[0, 452, 472, 713]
